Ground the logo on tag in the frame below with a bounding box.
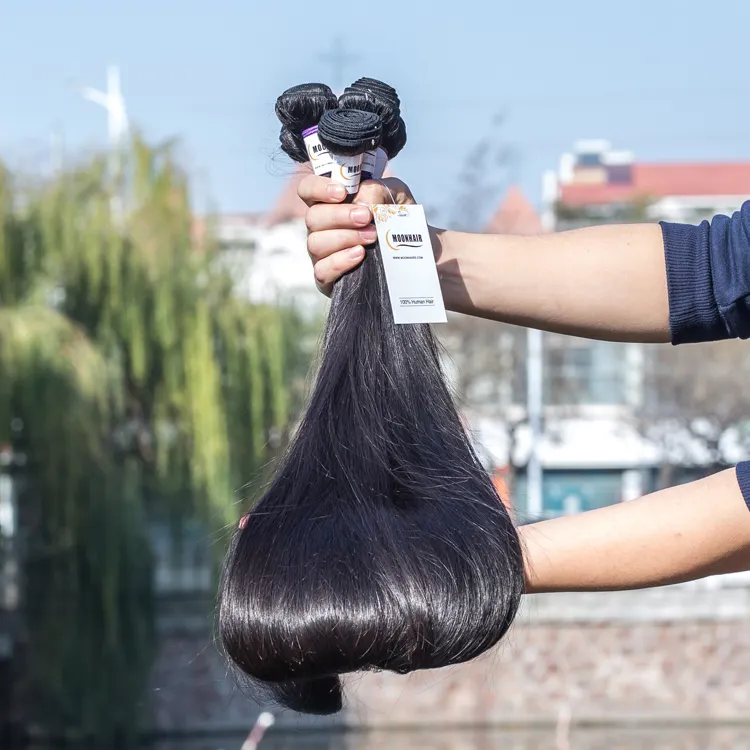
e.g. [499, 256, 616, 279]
[302, 128, 335, 176]
[385, 230, 424, 251]
[308, 141, 329, 162]
[338, 162, 361, 180]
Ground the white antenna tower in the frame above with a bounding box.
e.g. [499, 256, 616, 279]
[77, 65, 129, 148]
[75, 65, 129, 218]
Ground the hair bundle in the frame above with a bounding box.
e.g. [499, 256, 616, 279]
[219, 78, 524, 716]
[341, 80, 406, 158]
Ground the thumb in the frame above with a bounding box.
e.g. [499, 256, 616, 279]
[357, 178, 414, 207]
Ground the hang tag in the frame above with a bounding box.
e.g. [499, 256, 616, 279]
[373, 204, 447, 324]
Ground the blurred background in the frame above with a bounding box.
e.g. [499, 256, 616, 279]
[3, 0, 750, 748]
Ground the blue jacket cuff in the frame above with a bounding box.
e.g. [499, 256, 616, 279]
[736, 462, 750, 512]
[660, 220, 728, 345]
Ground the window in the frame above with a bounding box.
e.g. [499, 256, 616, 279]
[149, 520, 213, 595]
[606, 165, 632, 185]
[577, 153, 602, 167]
[643, 465, 726, 495]
[545, 338, 627, 405]
[513, 469, 624, 520]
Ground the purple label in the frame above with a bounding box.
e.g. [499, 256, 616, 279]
[302, 125, 318, 138]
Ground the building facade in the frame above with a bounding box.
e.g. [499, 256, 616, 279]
[142, 147, 750, 737]
[471, 142, 750, 520]
[204, 167, 326, 314]
[199, 149, 750, 523]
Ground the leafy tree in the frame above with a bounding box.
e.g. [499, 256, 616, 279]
[0, 135, 307, 741]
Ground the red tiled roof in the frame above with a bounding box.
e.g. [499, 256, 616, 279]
[265, 165, 312, 226]
[560, 163, 750, 206]
[484, 186, 543, 235]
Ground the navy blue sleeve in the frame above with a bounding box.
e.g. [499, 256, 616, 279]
[737, 463, 750, 511]
[661, 201, 750, 344]
[662, 210, 750, 512]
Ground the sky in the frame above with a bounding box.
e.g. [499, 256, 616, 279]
[3, 0, 750, 225]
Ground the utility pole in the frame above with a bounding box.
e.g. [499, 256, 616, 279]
[526, 327, 544, 518]
[318, 38, 359, 92]
[525, 174, 561, 520]
[77, 65, 128, 149]
[75, 65, 129, 218]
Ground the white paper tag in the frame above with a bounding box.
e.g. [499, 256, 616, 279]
[303, 128, 334, 176]
[373, 147, 389, 179]
[361, 149, 377, 178]
[329, 154, 363, 194]
[373, 204, 447, 324]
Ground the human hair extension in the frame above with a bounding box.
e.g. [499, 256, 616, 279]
[344, 78, 406, 155]
[317, 108, 382, 156]
[339, 78, 407, 178]
[352, 77, 401, 109]
[219, 81, 525, 717]
[275, 82, 339, 164]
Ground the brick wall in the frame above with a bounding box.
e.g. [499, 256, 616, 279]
[151, 728, 750, 750]
[149, 582, 750, 734]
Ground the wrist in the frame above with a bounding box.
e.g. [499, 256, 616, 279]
[429, 227, 477, 315]
[517, 523, 540, 595]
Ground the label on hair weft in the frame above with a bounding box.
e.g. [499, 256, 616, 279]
[373, 204, 447, 325]
[302, 129, 334, 176]
[373, 147, 389, 179]
[329, 154, 363, 194]
[361, 150, 377, 179]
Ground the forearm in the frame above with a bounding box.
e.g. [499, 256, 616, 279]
[519, 468, 750, 594]
[432, 224, 670, 343]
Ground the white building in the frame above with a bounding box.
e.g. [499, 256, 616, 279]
[205, 167, 326, 314]
[543, 139, 750, 226]
[471, 145, 750, 520]
[201, 148, 750, 522]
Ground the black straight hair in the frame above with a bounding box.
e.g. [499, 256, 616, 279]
[219, 79, 524, 717]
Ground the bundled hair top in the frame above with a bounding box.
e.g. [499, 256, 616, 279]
[317, 109, 382, 156]
[275, 82, 338, 164]
[339, 78, 407, 159]
[351, 77, 401, 108]
[219, 78, 524, 718]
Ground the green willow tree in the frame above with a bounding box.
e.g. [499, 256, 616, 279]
[0, 135, 307, 741]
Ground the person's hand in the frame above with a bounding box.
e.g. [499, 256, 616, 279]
[298, 175, 416, 296]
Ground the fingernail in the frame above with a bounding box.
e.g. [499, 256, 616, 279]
[348, 246, 364, 259]
[350, 207, 370, 225]
[327, 184, 346, 199]
[359, 228, 377, 242]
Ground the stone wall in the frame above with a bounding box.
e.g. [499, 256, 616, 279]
[151, 728, 750, 750]
[149, 581, 750, 734]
